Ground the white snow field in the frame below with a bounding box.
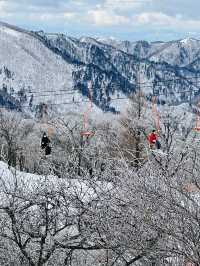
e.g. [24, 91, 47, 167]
[0, 161, 113, 206]
[0, 21, 74, 106]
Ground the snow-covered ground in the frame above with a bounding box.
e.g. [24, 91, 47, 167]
[0, 161, 113, 206]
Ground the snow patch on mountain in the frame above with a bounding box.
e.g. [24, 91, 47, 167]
[94, 36, 200, 68]
[180, 38, 199, 44]
[0, 26, 20, 38]
[0, 22, 75, 109]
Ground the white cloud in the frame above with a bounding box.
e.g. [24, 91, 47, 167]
[0, 0, 200, 41]
[0, 0, 77, 24]
[0, 1, 13, 18]
[86, 7, 200, 31]
[87, 9, 130, 26]
[0, 1, 6, 12]
[63, 12, 76, 19]
[104, 0, 148, 11]
[134, 12, 200, 30]
[135, 12, 174, 26]
[26, 11, 76, 25]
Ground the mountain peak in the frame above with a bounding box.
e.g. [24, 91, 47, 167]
[180, 37, 199, 44]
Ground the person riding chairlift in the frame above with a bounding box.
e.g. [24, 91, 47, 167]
[148, 129, 161, 150]
[41, 132, 51, 155]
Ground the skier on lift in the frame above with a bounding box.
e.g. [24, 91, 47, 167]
[148, 129, 161, 149]
[41, 132, 51, 155]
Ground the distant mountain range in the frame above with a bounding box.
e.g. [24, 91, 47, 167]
[94, 36, 200, 67]
[0, 21, 200, 114]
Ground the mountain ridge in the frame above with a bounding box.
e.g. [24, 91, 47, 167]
[1, 21, 200, 114]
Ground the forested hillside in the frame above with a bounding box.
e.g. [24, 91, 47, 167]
[0, 93, 198, 266]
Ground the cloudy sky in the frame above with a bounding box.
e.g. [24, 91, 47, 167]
[0, 0, 200, 41]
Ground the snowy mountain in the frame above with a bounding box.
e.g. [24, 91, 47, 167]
[148, 38, 200, 67]
[0, 21, 75, 112]
[41, 32, 200, 106]
[1, 21, 200, 115]
[96, 36, 200, 67]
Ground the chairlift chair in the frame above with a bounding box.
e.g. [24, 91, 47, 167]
[80, 81, 95, 138]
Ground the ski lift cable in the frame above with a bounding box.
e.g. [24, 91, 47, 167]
[9, 84, 200, 101]
[6, 80, 200, 103]
[7, 88, 80, 96]
[20, 91, 78, 99]
[81, 81, 95, 137]
[4, 74, 200, 97]
[3, 76, 200, 109]
[0, 96, 142, 110]
[2, 74, 200, 102]
[0, 94, 198, 110]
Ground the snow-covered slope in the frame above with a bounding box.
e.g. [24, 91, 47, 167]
[42, 33, 200, 108]
[148, 38, 200, 67]
[1, 21, 200, 117]
[0, 160, 112, 205]
[96, 36, 200, 67]
[0, 22, 74, 109]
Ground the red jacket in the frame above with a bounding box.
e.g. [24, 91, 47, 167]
[148, 133, 158, 144]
